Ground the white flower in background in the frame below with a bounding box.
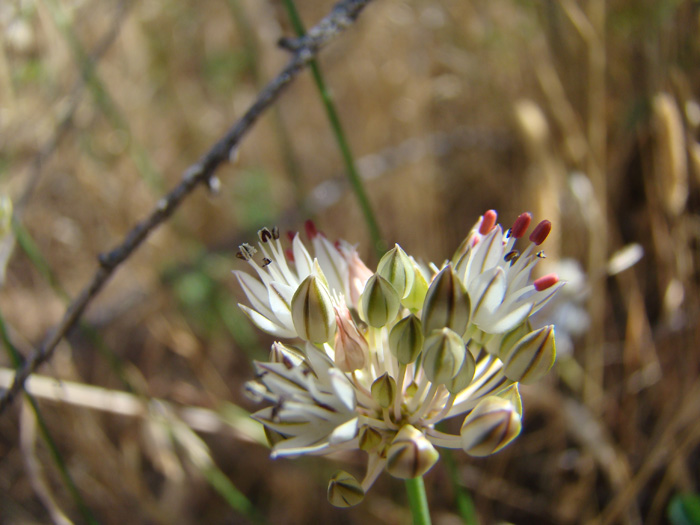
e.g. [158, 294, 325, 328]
[236, 212, 562, 506]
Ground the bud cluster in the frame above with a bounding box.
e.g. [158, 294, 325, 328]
[236, 212, 562, 506]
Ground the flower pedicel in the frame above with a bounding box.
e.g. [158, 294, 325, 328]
[235, 210, 562, 507]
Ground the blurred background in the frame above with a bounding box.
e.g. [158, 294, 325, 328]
[1, 0, 700, 523]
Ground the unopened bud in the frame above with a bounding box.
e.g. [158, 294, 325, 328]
[422, 328, 466, 385]
[389, 314, 424, 365]
[359, 426, 382, 451]
[327, 471, 364, 507]
[334, 307, 368, 372]
[371, 372, 396, 409]
[446, 349, 476, 394]
[377, 244, 415, 299]
[422, 265, 471, 334]
[496, 384, 522, 416]
[361, 274, 401, 328]
[460, 397, 521, 457]
[402, 258, 430, 312]
[386, 425, 439, 479]
[291, 274, 336, 343]
[501, 325, 556, 384]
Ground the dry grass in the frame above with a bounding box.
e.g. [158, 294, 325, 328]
[1, 0, 700, 523]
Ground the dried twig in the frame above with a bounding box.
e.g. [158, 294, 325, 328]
[0, 0, 375, 413]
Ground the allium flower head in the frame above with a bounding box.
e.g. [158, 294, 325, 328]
[236, 212, 562, 506]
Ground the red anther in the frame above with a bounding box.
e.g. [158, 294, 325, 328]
[479, 209, 498, 235]
[529, 220, 552, 245]
[511, 212, 532, 239]
[286, 230, 296, 242]
[334, 240, 343, 252]
[285, 249, 295, 263]
[534, 273, 559, 291]
[305, 220, 318, 239]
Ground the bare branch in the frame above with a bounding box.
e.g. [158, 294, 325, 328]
[0, 0, 375, 413]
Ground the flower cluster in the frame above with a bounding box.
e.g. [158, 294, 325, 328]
[235, 211, 561, 507]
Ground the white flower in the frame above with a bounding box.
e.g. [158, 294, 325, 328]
[236, 212, 562, 506]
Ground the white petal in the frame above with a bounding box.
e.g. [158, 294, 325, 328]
[239, 304, 296, 338]
[313, 235, 348, 296]
[235, 271, 275, 318]
[468, 227, 503, 280]
[267, 282, 295, 329]
[480, 302, 532, 334]
[329, 417, 359, 444]
[292, 234, 314, 279]
[471, 267, 506, 323]
[329, 368, 357, 412]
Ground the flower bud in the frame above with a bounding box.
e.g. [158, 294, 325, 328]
[402, 258, 430, 312]
[334, 307, 368, 372]
[371, 372, 396, 409]
[389, 314, 424, 365]
[501, 325, 556, 384]
[386, 425, 439, 479]
[377, 244, 415, 299]
[460, 397, 521, 457]
[422, 265, 471, 335]
[361, 274, 401, 328]
[327, 471, 364, 507]
[422, 328, 466, 385]
[446, 348, 476, 394]
[359, 425, 382, 451]
[496, 384, 522, 416]
[291, 274, 337, 343]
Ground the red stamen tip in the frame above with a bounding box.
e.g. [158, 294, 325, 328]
[305, 220, 318, 240]
[286, 230, 296, 242]
[285, 249, 295, 263]
[529, 220, 552, 245]
[479, 210, 498, 235]
[534, 273, 559, 291]
[511, 212, 532, 239]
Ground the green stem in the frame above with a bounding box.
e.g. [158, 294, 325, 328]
[281, 0, 385, 259]
[405, 476, 432, 525]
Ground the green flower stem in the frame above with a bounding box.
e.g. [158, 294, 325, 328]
[405, 476, 432, 525]
[281, 0, 385, 259]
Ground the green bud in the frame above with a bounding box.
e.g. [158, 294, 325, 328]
[386, 425, 439, 479]
[501, 325, 556, 384]
[446, 347, 476, 394]
[371, 372, 397, 409]
[496, 384, 522, 416]
[402, 258, 430, 312]
[460, 396, 521, 457]
[377, 244, 415, 299]
[361, 274, 401, 328]
[359, 425, 383, 451]
[389, 314, 424, 365]
[327, 471, 364, 507]
[421, 265, 471, 335]
[486, 321, 530, 357]
[422, 328, 466, 385]
[291, 274, 336, 344]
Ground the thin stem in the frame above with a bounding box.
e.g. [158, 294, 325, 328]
[282, 0, 385, 258]
[405, 476, 432, 525]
